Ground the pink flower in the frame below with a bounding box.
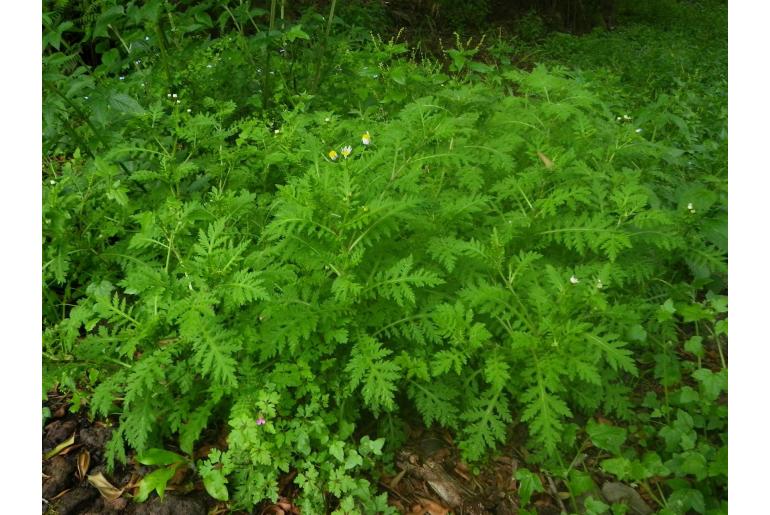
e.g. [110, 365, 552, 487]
[256, 417, 266, 426]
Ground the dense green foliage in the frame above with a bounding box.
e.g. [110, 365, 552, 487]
[43, 1, 726, 513]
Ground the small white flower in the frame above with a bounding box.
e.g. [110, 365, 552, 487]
[187, 108, 192, 113]
[134, 60, 141, 65]
[83, 96, 89, 100]
[596, 279, 604, 289]
[172, 93, 178, 98]
[616, 116, 622, 121]
[635, 128, 642, 133]
[324, 117, 331, 122]
[145, 36, 150, 41]
[623, 114, 631, 120]
[274, 129, 280, 134]
[176, 99, 180, 104]
[341, 145, 352, 158]
[207, 64, 212, 68]
[361, 131, 371, 145]
[119, 76, 125, 80]
[570, 275, 579, 285]
[687, 202, 693, 210]
[49, 180, 56, 185]
[167, 93, 172, 98]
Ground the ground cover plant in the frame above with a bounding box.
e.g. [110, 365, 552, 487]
[43, 1, 727, 513]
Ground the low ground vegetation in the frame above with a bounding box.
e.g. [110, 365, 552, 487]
[43, 1, 726, 513]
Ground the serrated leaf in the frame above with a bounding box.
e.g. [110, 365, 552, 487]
[515, 469, 544, 506]
[587, 334, 637, 376]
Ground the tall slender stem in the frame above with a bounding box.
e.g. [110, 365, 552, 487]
[262, 0, 279, 112]
[310, 0, 337, 94]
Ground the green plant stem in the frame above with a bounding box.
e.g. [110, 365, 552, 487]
[716, 335, 727, 369]
[262, 0, 279, 113]
[45, 82, 129, 173]
[310, 0, 337, 94]
[45, 82, 102, 150]
[154, 17, 173, 87]
[640, 480, 666, 507]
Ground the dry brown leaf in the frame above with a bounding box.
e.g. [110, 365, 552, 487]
[51, 488, 71, 501]
[453, 465, 470, 482]
[208, 505, 230, 515]
[411, 498, 450, 515]
[389, 468, 407, 489]
[87, 472, 124, 501]
[537, 151, 555, 169]
[77, 449, 91, 480]
[43, 433, 76, 460]
[276, 499, 295, 511]
[59, 443, 83, 456]
[105, 497, 128, 511]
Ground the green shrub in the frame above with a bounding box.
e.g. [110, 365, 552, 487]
[43, 2, 726, 513]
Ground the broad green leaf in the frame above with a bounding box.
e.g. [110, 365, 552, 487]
[202, 468, 229, 501]
[284, 24, 310, 42]
[667, 488, 706, 514]
[109, 93, 145, 115]
[136, 448, 186, 466]
[568, 470, 596, 496]
[587, 419, 627, 455]
[692, 368, 727, 401]
[683, 336, 704, 358]
[344, 450, 363, 470]
[584, 496, 610, 514]
[329, 441, 345, 462]
[134, 465, 178, 502]
[601, 457, 632, 481]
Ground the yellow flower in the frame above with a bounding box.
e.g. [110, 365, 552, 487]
[341, 145, 352, 158]
[328, 149, 339, 161]
[361, 131, 371, 145]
